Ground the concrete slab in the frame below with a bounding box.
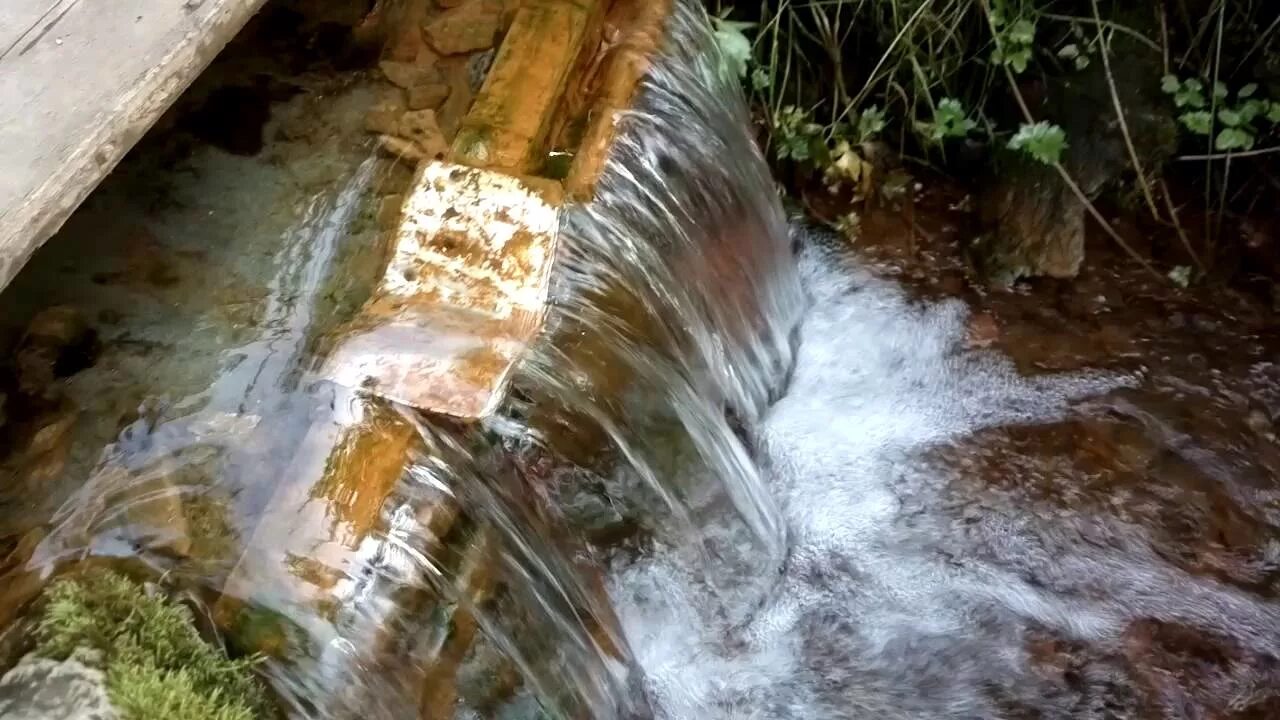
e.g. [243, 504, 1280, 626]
[0, 0, 267, 291]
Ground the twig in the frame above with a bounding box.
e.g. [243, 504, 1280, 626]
[1091, 0, 1160, 222]
[977, 0, 1164, 282]
[1176, 145, 1280, 161]
[1158, 2, 1170, 76]
[1039, 12, 1162, 53]
[1157, 177, 1204, 273]
[1206, 0, 1226, 248]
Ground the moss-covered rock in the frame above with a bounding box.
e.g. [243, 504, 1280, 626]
[31, 570, 272, 720]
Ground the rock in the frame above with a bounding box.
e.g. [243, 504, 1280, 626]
[373, 109, 449, 164]
[974, 158, 1086, 285]
[424, 0, 503, 55]
[16, 306, 97, 399]
[964, 312, 1001, 349]
[365, 99, 407, 136]
[973, 38, 1176, 285]
[0, 656, 118, 720]
[27, 410, 77, 457]
[408, 82, 450, 110]
[379, 60, 444, 90]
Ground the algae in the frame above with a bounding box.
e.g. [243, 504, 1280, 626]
[32, 570, 272, 720]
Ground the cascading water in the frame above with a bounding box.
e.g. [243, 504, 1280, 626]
[6, 0, 1280, 718]
[7, 2, 802, 718]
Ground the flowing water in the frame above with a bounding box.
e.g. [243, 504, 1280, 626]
[3, 1, 1280, 719]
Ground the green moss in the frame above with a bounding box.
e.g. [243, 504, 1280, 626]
[33, 569, 272, 720]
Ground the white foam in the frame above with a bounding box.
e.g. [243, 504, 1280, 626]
[608, 232, 1280, 719]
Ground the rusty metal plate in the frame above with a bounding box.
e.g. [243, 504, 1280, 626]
[323, 161, 561, 418]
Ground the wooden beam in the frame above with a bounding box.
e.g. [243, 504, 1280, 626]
[0, 0, 268, 292]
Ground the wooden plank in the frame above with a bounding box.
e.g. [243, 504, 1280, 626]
[451, 0, 601, 174]
[564, 0, 671, 199]
[0, 0, 268, 292]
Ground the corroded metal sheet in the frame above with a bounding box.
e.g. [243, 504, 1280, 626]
[323, 162, 561, 418]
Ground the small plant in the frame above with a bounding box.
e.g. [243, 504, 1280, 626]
[918, 98, 978, 143]
[33, 570, 271, 720]
[772, 105, 824, 162]
[989, 1, 1038, 73]
[1163, 75, 1280, 151]
[710, 10, 755, 80]
[1008, 121, 1068, 165]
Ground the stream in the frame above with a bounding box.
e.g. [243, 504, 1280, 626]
[1, 1, 1279, 719]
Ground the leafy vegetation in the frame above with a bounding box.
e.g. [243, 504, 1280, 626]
[708, 0, 1280, 274]
[32, 569, 271, 720]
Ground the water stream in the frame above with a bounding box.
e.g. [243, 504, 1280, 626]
[2, 1, 1279, 719]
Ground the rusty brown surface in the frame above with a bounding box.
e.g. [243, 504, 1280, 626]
[215, 396, 419, 632]
[322, 162, 561, 418]
[451, 0, 602, 174]
[564, 0, 672, 199]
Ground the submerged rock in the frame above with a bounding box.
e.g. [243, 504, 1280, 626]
[0, 656, 118, 720]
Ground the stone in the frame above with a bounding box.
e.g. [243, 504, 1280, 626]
[365, 99, 407, 136]
[407, 82, 450, 110]
[16, 306, 96, 399]
[973, 38, 1175, 285]
[424, 0, 503, 55]
[0, 656, 118, 720]
[375, 109, 450, 164]
[379, 60, 443, 91]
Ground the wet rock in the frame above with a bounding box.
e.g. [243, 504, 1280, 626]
[0, 656, 118, 720]
[408, 82, 450, 110]
[16, 307, 98, 400]
[424, 0, 503, 55]
[372, 109, 450, 164]
[964, 312, 1000, 349]
[379, 59, 444, 91]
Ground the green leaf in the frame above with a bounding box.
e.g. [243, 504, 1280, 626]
[1172, 79, 1206, 109]
[1009, 19, 1036, 43]
[1008, 47, 1032, 73]
[1161, 74, 1180, 94]
[1267, 102, 1280, 124]
[857, 106, 886, 141]
[1179, 110, 1213, 135]
[1215, 127, 1255, 151]
[711, 17, 755, 79]
[750, 67, 771, 90]
[1239, 99, 1265, 123]
[1168, 266, 1191, 288]
[1239, 83, 1258, 98]
[1058, 44, 1080, 60]
[1218, 108, 1244, 127]
[1007, 121, 1068, 165]
[928, 98, 976, 140]
[1213, 80, 1229, 100]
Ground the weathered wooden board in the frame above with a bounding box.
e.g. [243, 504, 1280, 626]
[0, 0, 267, 291]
